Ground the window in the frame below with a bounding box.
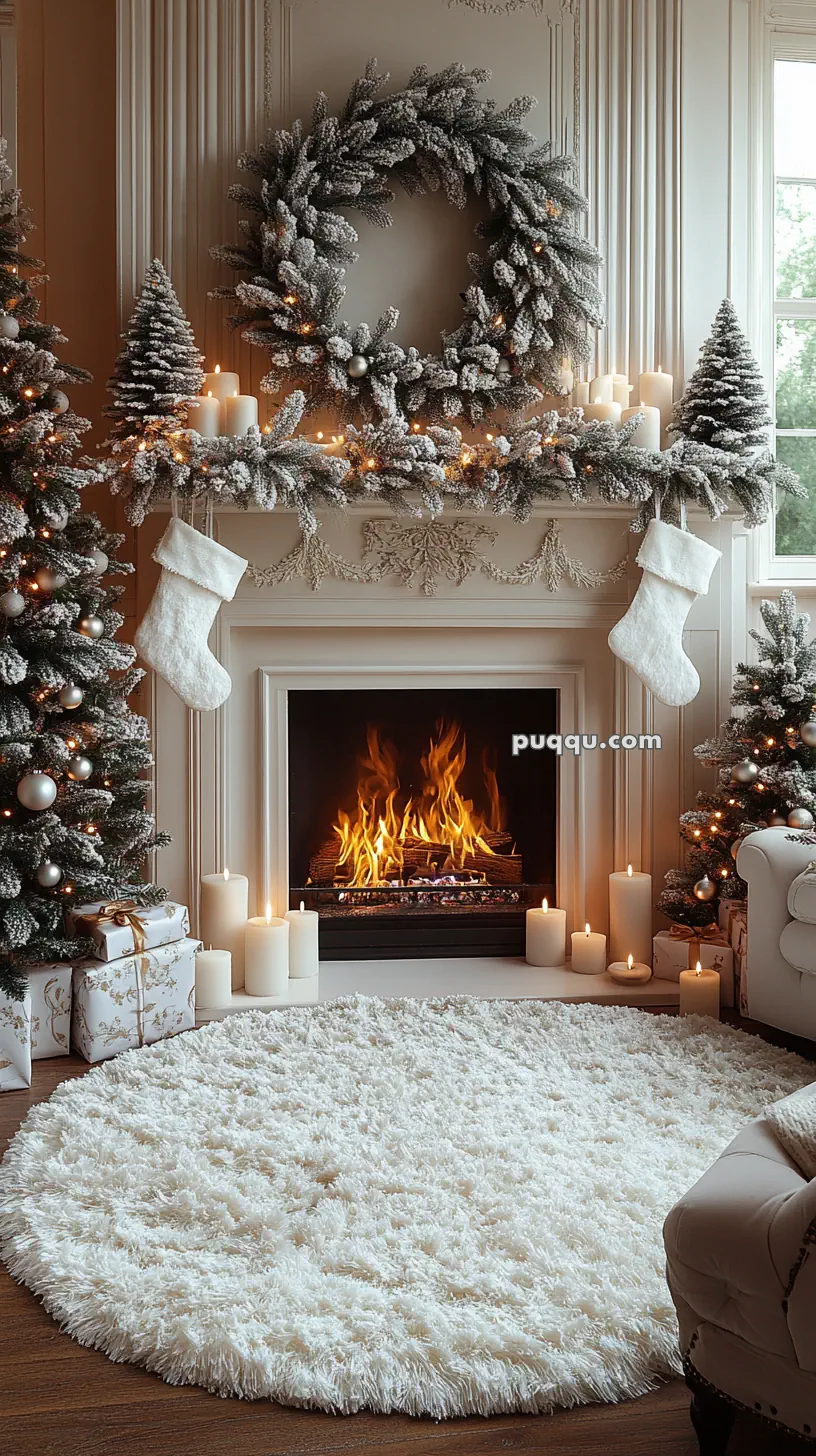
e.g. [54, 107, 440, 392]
[774, 58, 816, 557]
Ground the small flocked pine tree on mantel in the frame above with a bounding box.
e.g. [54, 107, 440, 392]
[670, 297, 772, 453]
[104, 258, 203, 443]
[0, 140, 168, 1000]
[659, 590, 816, 929]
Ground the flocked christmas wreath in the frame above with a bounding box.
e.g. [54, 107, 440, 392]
[211, 61, 604, 424]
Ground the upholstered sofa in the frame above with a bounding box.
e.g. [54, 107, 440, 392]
[737, 828, 816, 1037]
[664, 1087, 816, 1452]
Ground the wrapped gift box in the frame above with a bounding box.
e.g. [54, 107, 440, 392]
[29, 964, 72, 1059]
[0, 989, 31, 1091]
[731, 910, 749, 1016]
[653, 927, 734, 1008]
[67, 899, 190, 962]
[718, 897, 748, 949]
[71, 937, 200, 1064]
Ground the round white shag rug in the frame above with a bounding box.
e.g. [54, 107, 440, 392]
[1, 996, 813, 1418]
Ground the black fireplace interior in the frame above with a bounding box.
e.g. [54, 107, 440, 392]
[288, 687, 557, 958]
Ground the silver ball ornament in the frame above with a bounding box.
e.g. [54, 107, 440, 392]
[787, 808, 815, 831]
[86, 548, 108, 576]
[58, 683, 83, 710]
[800, 721, 816, 749]
[66, 754, 93, 782]
[35, 566, 66, 593]
[16, 771, 57, 811]
[0, 588, 25, 618]
[78, 614, 104, 639]
[48, 507, 69, 531]
[495, 358, 512, 377]
[48, 389, 69, 415]
[35, 860, 62, 888]
[730, 759, 759, 785]
[693, 874, 717, 902]
[347, 354, 369, 379]
[0, 314, 20, 340]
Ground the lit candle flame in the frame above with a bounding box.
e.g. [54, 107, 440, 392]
[300, 900, 305, 913]
[627, 864, 633, 877]
[585, 923, 591, 937]
[207, 389, 213, 398]
[542, 898, 548, 912]
[627, 954, 633, 969]
[223, 867, 229, 882]
[696, 960, 702, 978]
[214, 364, 221, 374]
[265, 901, 273, 925]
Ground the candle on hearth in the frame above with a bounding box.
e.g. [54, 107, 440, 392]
[284, 900, 319, 979]
[570, 923, 607, 975]
[638, 367, 674, 447]
[200, 868, 249, 990]
[612, 374, 633, 408]
[609, 864, 653, 966]
[202, 364, 240, 407]
[573, 382, 590, 406]
[195, 948, 233, 1008]
[245, 903, 289, 997]
[582, 401, 622, 426]
[679, 960, 720, 1018]
[621, 405, 661, 451]
[608, 952, 652, 985]
[224, 392, 259, 436]
[525, 898, 567, 967]
[589, 373, 614, 404]
[185, 395, 222, 438]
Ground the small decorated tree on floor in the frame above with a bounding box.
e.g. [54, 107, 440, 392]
[659, 590, 816, 928]
[671, 297, 771, 454]
[0, 141, 167, 1000]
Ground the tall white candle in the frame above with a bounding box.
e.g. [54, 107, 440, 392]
[570, 923, 607, 975]
[573, 382, 590, 406]
[195, 948, 232, 1008]
[582, 401, 622, 426]
[679, 961, 720, 1018]
[589, 374, 614, 404]
[622, 405, 661, 451]
[612, 374, 633, 408]
[245, 904, 289, 996]
[284, 901, 319, 979]
[202, 365, 240, 406]
[200, 869, 249, 990]
[638, 368, 674, 448]
[185, 395, 222, 438]
[609, 865, 653, 966]
[525, 898, 566, 967]
[557, 360, 574, 395]
[224, 393, 259, 436]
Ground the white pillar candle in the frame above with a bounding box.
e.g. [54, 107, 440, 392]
[557, 360, 574, 395]
[622, 405, 661, 451]
[185, 395, 222, 438]
[582, 401, 622, 426]
[245, 904, 290, 997]
[612, 375, 633, 408]
[608, 953, 652, 985]
[284, 901, 319, 979]
[638, 368, 674, 447]
[570, 923, 607, 975]
[573, 382, 590, 406]
[609, 865, 653, 966]
[589, 373, 614, 404]
[679, 961, 720, 1018]
[224, 393, 259, 436]
[200, 869, 249, 990]
[525, 898, 566, 967]
[202, 366, 240, 406]
[195, 948, 233, 1008]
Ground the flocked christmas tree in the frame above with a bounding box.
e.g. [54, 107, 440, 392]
[659, 590, 816, 928]
[0, 141, 167, 999]
[104, 258, 203, 441]
[671, 298, 772, 453]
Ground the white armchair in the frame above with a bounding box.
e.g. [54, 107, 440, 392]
[737, 828, 816, 1037]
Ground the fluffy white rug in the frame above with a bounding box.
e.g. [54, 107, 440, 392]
[1, 997, 813, 1417]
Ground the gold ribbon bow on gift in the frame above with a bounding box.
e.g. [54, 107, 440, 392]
[669, 922, 729, 965]
[78, 899, 148, 955]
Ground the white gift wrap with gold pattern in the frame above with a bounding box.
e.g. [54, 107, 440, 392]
[71, 938, 200, 1064]
[67, 899, 190, 961]
[29, 965, 72, 1059]
[0, 989, 31, 1090]
[652, 930, 734, 1007]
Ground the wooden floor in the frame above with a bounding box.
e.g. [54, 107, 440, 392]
[2, 1013, 813, 1456]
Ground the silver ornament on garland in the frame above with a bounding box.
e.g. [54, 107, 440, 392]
[693, 874, 717, 902]
[35, 566, 66, 592]
[58, 683, 83, 709]
[86, 548, 108, 576]
[0, 588, 25, 618]
[35, 860, 62, 888]
[48, 507, 69, 531]
[730, 759, 759, 785]
[78, 614, 104, 639]
[495, 358, 512, 377]
[16, 771, 57, 811]
[0, 314, 20, 340]
[788, 808, 815, 831]
[47, 389, 69, 415]
[800, 720, 816, 749]
[65, 754, 93, 782]
[347, 354, 369, 379]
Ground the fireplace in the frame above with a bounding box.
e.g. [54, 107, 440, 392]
[287, 687, 557, 958]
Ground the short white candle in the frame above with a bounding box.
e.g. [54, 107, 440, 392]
[284, 900, 319, 979]
[570, 923, 607, 975]
[245, 903, 289, 997]
[200, 868, 249, 990]
[202, 365, 239, 406]
[525, 898, 567, 967]
[557, 359, 574, 395]
[638, 367, 674, 447]
[609, 864, 653, 966]
[589, 373, 614, 404]
[224, 392, 259, 436]
[582, 401, 622, 426]
[185, 395, 222, 438]
[608, 953, 652, 985]
[195, 948, 232, 1008]
[679, 960, 720, 1018]
[622, 405, 661, 451]
[573, 382, 590, 406]
[612, 374, 633, 408]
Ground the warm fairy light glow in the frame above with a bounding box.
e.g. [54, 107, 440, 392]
[301, 323, 313, 334]
[23, 388, 34, 398]
[693, 829, 701, 837]
[486, 433, 494, 442]
[366, 457, 377, 469]
[284, 294, 297, 305]
[715, 811, 723, 818]
[332, 721, 506, 888]
[767, 737, 775, 746]
[627, 954, 633, 970]
[137, 442, 146, 452]
[265, 901, 273, 925]
[533, 242, 543, 253]
[627, 864, 633, 877]
[695, 960, 702, 978]
[721, 869, 728, 877]
[729, 798, 736, 805]
[316, 431, 324, 440]
[412, 421, 421, 431]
